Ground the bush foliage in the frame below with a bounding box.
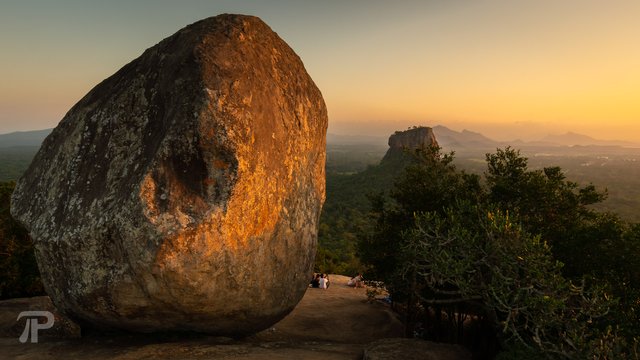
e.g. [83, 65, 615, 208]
[358, 146, 639, 358]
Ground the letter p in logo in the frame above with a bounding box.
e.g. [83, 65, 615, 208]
[17, 311, 55, 343]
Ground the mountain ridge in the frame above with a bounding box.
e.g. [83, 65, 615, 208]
[2, 127, 639, 149]
[540, 132, 638, 147]
[0, 129, 53, 148]
[328, 126, 640, 149]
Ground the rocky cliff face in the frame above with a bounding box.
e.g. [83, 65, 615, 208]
[382, 126, 438, 161]
[10, 14, 327, 336]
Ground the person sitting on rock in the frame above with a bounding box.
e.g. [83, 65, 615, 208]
[347, 273, 364, 288]
[323, 274, 330, 289]
[311, 273, 321, 288]
[318, 273, 327, 289]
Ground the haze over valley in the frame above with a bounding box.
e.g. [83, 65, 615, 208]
[326, 125, 640, 224]
[4, 124, 640, 223]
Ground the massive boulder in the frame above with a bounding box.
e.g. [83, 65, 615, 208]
[10, 14, 327, 335]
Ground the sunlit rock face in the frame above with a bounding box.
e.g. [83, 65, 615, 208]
[382, 127, 438, 161]
[10, 14, 327, 335]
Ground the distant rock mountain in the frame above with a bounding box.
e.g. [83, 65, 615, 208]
[388, 127, 438, 150]
[382, 126, 438, 162]
[432, 125, 499, 149]
[0, 129, 52, 148]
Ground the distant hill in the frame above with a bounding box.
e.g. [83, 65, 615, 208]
[431, 126, 640, 150]
[432, 125, 499, 149]
[540, 132, 639, 147]
[0, 129, 52, 148]
[0, 129, 51, 181]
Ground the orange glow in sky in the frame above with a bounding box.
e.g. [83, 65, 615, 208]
[1, 0, 639, 142]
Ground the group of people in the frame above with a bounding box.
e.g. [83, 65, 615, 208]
[310, 273, 330, 289]
[309, 273, 365, 289]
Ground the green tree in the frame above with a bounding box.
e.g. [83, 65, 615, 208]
[485, 147, 606, 255]
[359, 145, 481, 284]
[560, 213, 640, 340]
[485, 148, 640, 342]
[403, 207, 622, 358]
[360, 146, 639, 358]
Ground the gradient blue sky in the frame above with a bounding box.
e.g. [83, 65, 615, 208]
[1, 0, 639, 141]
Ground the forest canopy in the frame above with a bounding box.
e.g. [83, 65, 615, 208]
[353, 146, 639, 358]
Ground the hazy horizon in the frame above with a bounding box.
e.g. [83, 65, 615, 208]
[2, 1, 639, 141]
[5, 121, 638, 146]
[326, 120, 640, 143]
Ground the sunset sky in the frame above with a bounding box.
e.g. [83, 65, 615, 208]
[1, 0, 639, 141]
